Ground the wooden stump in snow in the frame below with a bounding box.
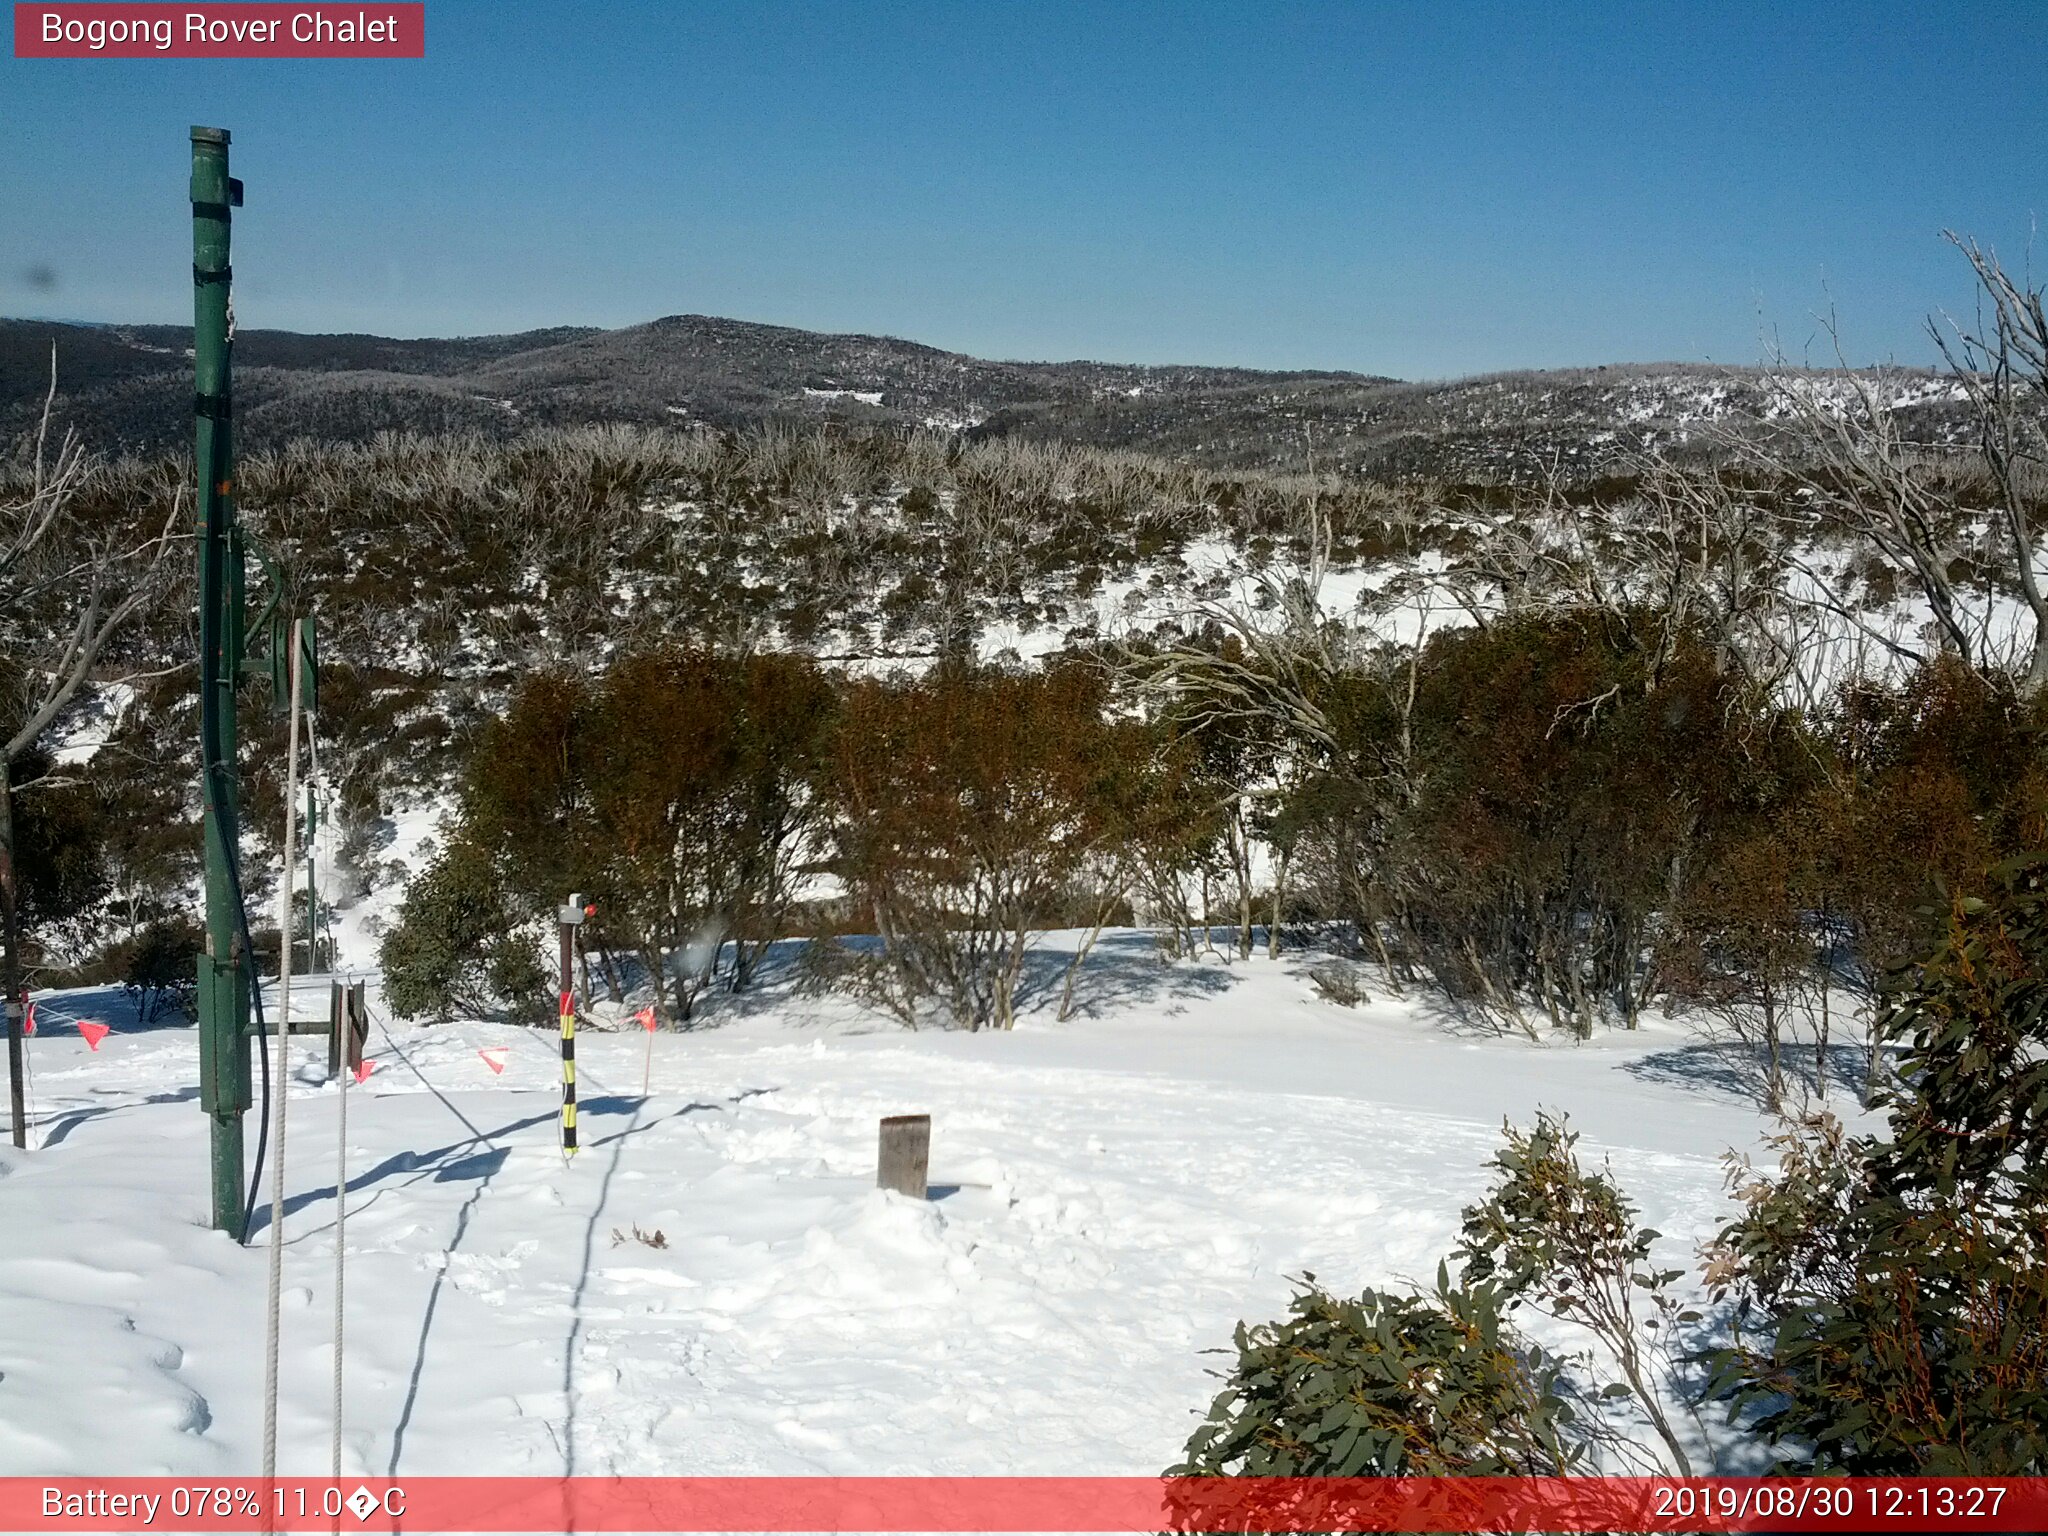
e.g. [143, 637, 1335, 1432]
[877, 1114, 931, 1198]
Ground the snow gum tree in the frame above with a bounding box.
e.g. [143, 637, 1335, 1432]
[386, 649, 836, 1024]
[824, 663, 1138, 1030]
[578, 650, 835, 1017]
[1, 361, 177, 1142]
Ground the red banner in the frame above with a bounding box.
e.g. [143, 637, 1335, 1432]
[13, 4, 423, 58]
[3, 1477, 2045, 1532]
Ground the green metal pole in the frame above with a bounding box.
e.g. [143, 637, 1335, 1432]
[192, 126, 250, 1238]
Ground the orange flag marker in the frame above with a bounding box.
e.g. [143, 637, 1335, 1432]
[636, 1005, 658, 1096]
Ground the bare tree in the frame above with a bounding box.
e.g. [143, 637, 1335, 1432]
[1, 354, 181, 1145]
[1732, 238, 2048, 696]
[1930, 233, 2048, 690]
[1117, 493, 1351, 759]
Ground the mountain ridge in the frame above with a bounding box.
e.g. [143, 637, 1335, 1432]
[0, 311, 1955, 480]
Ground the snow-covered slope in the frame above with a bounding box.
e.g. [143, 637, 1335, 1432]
[0, 938, 1860, 1479]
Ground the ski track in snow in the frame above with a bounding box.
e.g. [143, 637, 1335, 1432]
[0, 943, 1838, 1478]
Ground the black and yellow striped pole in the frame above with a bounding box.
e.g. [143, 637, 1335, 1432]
[556, 894, 587, 1158]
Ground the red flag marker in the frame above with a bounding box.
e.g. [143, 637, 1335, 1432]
[478, 1047, 508, 1075]
[636, 1005, 659, 1095]
[76, 1020, 110, 1051]
[354, 1058, 375, 1084]
[22, 1000, 34, 1037]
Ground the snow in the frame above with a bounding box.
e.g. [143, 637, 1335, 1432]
[0, 936, 1843, 1480]
[49, 683, 135, 767]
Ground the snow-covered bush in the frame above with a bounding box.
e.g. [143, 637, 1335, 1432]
[1307, 960, 1367, 1007]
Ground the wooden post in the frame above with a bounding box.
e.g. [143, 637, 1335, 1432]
[877, 1114, 931, 1198]
[324, 980, 366, 1076]
[347, 979, 366, 1072]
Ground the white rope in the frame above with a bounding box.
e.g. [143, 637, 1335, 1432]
[307, 734, 327, 973]
[307, 725, 347, 1482]
[331, 996, 347, 1481]
[261, 632, 305, 1483]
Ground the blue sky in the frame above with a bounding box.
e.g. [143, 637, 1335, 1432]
[3, 1, 2043, 378]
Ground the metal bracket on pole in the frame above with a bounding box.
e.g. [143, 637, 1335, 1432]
[265, 612, 318, 717]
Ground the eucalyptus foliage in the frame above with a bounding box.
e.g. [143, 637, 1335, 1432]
[1171, 1274, 1586, 1478]
[1704, 854, 2048, 1472]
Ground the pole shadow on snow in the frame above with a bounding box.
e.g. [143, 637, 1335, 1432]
[248, 1109, 560, 1233]
[433, 1147, 510, 1182]
[379, 1097, 718, 1475]
[349, 1011, 774, 1475]
[388, 1163, 496, 1477]
[583, 1102, 720, 1149]
[563, 1090, 646, 1477]
[37, 1087, 200, 1149]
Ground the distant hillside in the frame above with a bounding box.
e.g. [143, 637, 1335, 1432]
[0, 312, 1964, 479]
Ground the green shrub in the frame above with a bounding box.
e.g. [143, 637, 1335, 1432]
[119, 917, 203, 1023]
[378, 839, 538, 1021]
[1704, 853, 2048, 1473]
[1458, 1112, 1699, 1473]
[1170, 1274, 1586, 1477]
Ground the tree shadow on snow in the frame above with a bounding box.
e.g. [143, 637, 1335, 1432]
[1397, 988, 1546, 1041]
[261, 1098, 723, 1231]
[1621, 1040, 1879, 1106]
[1015, 931, 1235, 1021]
[569, 937, 817, 1032]
[27, 984, 194, 1037]
[587, 930, 1266, 1033]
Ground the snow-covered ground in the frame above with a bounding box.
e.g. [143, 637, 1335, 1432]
[0, 937, 1860, 1480]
